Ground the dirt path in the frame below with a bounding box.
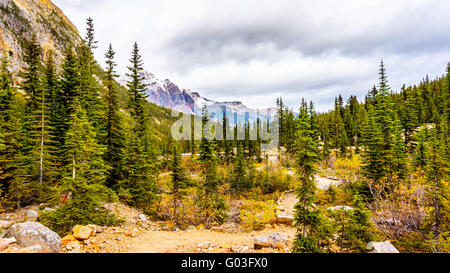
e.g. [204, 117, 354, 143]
[124, 228, 296, 253]
[123, 193, 298, 253]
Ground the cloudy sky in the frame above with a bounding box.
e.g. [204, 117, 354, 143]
[53, 0, 450, 112]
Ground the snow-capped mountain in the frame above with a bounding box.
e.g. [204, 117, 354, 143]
[142, 71, 276, 122]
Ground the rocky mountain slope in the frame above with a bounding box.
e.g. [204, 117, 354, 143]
[0, 0, 81, 72]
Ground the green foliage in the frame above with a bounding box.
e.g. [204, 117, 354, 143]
[40, 98, 117, 234]
[329, 195, 375, 252]
[103, 44, 125, 188]
[119, 42, 157, 211]
[293, 99, 329, 253]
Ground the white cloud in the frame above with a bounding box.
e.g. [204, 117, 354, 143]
[52, 0, 450, 111]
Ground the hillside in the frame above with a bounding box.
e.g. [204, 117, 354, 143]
[0, 0, 81, 71]
[0, 0, 177, 148]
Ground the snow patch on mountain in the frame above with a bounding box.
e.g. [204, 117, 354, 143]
[141, 71, 276, 122]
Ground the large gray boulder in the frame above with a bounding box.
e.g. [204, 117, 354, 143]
[6, 222, 61, 253]
[367, 241, 400, 253]
[254, 233, 288, 250]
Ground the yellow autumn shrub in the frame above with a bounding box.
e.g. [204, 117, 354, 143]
[240, 199, 276, 231]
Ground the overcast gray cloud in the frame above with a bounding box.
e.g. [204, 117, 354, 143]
[53, 0, 450, 111]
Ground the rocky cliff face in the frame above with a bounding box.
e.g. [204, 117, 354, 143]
[0, 0, 81, 73]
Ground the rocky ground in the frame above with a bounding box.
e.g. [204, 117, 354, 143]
[0, 192, 298, 253]
[1, 175, 399, 254]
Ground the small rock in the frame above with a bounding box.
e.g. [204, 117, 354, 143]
[211, 227, 226, 233]
[72, 225, 94, 240]
[0, 237, 17, 251]
[367, 241, 400, 253]
[275, 214, 294, 226]
[42, 207, 56, 214]
[26, 210, 38, 222]
[198, 241, 212, 249]
[0, 220, 14, 230]
[61, 235, 77, 245]
[135, 214, 148, 222]
[87, 224, 104, 234]
[6, 222, 61, 253]
[328, 206, 354, 211]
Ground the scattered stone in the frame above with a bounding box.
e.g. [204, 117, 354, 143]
[87, 224, 104, 234]
[72, 225, 94, 241]
[42, 207, 56, 214]
[135, 214, 148, 222]
[6, 222, 61, 253]
[26, 210, 38, 222]
[0, 237, 17, 251]
[61, 235, 77, 245]
[0, 220, 14, 230]
[275, 214, 294, 226]
[198, 241, 212, 249]
[254, 233, 288, 250]
[221, 244, 231, 250]
[196, 224, 205, 230]
[65, 240, 82, 253]
[328, 206, 354, 211]
[211, 227, 226, 233]
[367, 241, 400, 253]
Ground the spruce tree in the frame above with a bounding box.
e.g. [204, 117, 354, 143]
[197, 105, 227, 226]
[121, 42, 157, 211]
[59, 46, 79, 144]
[170, 146, 189, 224]
[41, 98, 116, 234]
[103, 44, 125, 188]
[126, 42, 148, 128]
[231, 142, 248, 193]
[17, 34, 43, 203]
[85, 17, 98, 51]
[426, 127, 447, 240]
[0, 52, 17, 198]
[293, 100, 328, 253]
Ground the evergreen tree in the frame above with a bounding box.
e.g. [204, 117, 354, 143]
[58, 46, 79, 146]
[16, 34, 43, 203]
[197, 105, 227, 226]
[103, 44, 125, 188]
[331, 194, 375, 252]
[85, 17, 98, 50]
[426, 127, 447, 240]
[40, 98, 116, 234]
[231, 142, 248, 193]
[414, 128, 428, 169]
[293, 100, 328, 253]
[120, 42, 157, 211]
[170, 146, 189, 224]
[126, 42, 148, 128]
[361, 105, 385, 183]
[199, 105, 219, 192]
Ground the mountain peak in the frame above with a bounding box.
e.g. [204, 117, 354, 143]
[143, 71, 274, 121]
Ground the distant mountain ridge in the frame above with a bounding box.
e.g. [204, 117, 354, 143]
[142, 71, 276, 122]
